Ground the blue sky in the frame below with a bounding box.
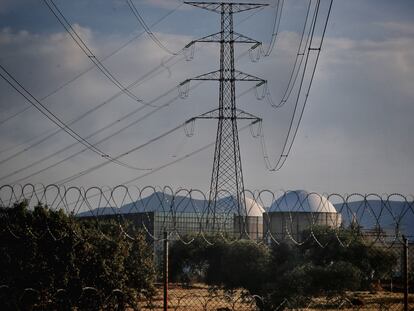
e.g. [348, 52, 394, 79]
[0, 0, 413, 195]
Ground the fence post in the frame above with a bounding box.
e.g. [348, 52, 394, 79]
[163, 231, 169, 311]
[403, 235, 408, 311]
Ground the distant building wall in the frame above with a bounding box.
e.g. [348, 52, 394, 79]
[263, 212, 342, 242]
[234, 215, 263, 240]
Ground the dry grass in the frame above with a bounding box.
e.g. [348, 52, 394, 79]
[137, 283, 258, 310]
[307, 291, 407, 310]
[134, 284, 414, 311]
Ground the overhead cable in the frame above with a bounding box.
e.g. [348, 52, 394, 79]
[0, 64, 150, 172]
[0, 7, 262, 167]
[55, 123, 187, 185]
[0, 2, 183, 128]
[278, 0, 314, 107]
[260, 0, 333, 171]
[261, 0, 284, 57]
[122, 122, 255, 186]
[1, 6, 265, 184]
[0, 87, 179, 182]
[42, 0, 144, 104]
[7, 83, 204, 185]
[126, 0, 180, 55]
[0, 44, 192, 166]
[53, 84, 258, 185]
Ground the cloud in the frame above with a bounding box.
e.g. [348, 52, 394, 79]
[379, 21, 414, 37]
[0, 0, 413, 195]
[275, 32, 414, 194]
[0, 24, 218, 187]
[319, 35, 414, 98]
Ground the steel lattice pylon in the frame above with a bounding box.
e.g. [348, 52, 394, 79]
[183, 2, 267, 222]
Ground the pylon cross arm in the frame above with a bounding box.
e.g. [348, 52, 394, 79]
[182, 70, 221, 83]
[180, 70, 266, 85]
[191, 108, 262, 121]
[184, 2, 268, 13]
[185, 32, 261, 49]
[234, 71, 265, 83]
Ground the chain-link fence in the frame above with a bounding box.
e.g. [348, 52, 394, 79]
[1, 276, 412, 310]
[0, 285, 262, 311]
[0, 184, 413, 310]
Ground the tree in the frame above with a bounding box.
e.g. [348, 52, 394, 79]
[263, 226, 398, 310]
[170, 236, 270, 292]
[169, 235, 209, 283]
[220, 240, 269, 293]
[0, 201, 156, 309]
[299, 226, 397, 287]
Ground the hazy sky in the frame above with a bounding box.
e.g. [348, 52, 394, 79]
[0, 0, 413, 195]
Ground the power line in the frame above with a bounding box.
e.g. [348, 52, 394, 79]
[0, 6, 265, 184]
[53, 84, 258, 186]
[251, 0, 313, 109]
[0, 64, 150, 172]
[126, 0, 179, 55]
[252, 0, 313, 109]
[0, 8, 262, 167]
[278, 0, 314, 106]
[7, 83, 203, 184]
[42, 0, 144, 104]
[0, 43, 193, 166]
[2, 0, 316, 183]
[0, 70, 175, 167]
[9, 82, 257, 185]
[55, 123, 187, 185]
[122, 122, 255, 186]
[0, 1, 183, 128]
[53, 122, 255, 212]
[0, 87, 180, 182]
[4, 88, 185, 183]
[261, 0, 284, 57]
[1, 52, 259, 185]
[5, 46, 258, 183]
[259, 0, 333, 171]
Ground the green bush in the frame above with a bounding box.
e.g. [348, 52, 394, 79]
[170, 237, 269, 292]
[220, 240, 269, 292]
[170, 227, 398, 311]
[0, 201, 156, 308]
[263, 227, 397, 309]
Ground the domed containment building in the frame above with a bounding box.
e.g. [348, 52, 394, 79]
[233, 197, 265, 240]
[264, 190, 342, 243]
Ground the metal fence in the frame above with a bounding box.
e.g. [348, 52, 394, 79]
[0, 285, 263, 311]
[0, 184, 413, 310]
[0, 280, 412, 310]
[0, 184, 413, 243]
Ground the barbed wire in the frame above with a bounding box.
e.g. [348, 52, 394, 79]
[1, 184, 412, 247]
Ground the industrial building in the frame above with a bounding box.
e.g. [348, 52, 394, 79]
[263, 190, 342, 243]
[80, 190, 342, 244]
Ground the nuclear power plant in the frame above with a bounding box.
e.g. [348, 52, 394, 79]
[80, 189, 342, 245]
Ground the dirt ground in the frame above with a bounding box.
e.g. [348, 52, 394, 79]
[137, 284, 257, 310]
[306, 291, 413, 310]
[134, 284, 414, 311]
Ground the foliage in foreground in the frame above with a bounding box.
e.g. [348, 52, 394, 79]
[170, 227, 397, 310]
[0, 201, 156, 309]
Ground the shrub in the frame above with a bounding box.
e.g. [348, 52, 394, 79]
[0, 201, 156, 308]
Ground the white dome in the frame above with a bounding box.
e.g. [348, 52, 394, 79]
[217, 196, 264, 217]
[269, 190, 337, 213]
[244, 197, 265, 217]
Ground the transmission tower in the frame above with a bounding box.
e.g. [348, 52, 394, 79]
[181, 2, 267, 218]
